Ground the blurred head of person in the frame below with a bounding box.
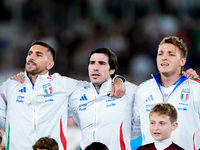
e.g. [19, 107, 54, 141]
[32, 136, 58, 150]
[0, 132, 2, 150]
[85, 142, 109, 150]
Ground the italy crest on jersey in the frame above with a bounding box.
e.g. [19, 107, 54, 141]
[43, 83, 53, 95]
[180, 88, 190, 102]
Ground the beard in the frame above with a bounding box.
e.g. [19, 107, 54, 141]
[25, 64, 43, 76]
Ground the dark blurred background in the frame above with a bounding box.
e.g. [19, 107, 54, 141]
[0, 0, 200, 85]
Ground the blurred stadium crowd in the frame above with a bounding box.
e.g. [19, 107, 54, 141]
[0, 0, 200, 84]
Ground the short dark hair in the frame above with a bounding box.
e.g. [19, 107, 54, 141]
[32, 136, 59, 150]
[88, 48, 118, 78]
[31, 40, 56, 61]
[85, 142, 109, 150]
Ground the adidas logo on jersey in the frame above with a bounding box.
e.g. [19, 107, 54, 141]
[145, 94, 154, 102]
[80, 94, 88, 101]
[19, 87, 26, 93]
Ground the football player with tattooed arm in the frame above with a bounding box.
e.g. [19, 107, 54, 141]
[133, 36, 200, 150]
[0, 40, 125, 150]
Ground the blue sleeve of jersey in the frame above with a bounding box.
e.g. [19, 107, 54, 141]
[113, 75, 126, 82]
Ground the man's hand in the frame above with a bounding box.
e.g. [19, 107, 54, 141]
[11, 72, 25, 83]
[110, 78, 126, 98]
[184, 68, 199, 79]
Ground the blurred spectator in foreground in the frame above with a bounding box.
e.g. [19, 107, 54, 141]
[32, 136, 58, 150]
[0, 132, 2, 150]
[85, 142, 109, 150]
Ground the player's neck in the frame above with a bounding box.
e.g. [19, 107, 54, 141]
[160, 73, 182, 88]
[95, 83, 103, 93]
[28, 74, 37, 84]
[154, 138, 172, 150]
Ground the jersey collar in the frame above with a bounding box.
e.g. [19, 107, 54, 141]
[151, 73, 188, 87]
[151, 73, 188, 102]
[91, 78, 112, 94]
[25, 71, 49, 88]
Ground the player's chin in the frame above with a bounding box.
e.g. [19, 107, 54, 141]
[26, 69, 38, 75]
[26, 68, 33, 72]
[153, 137, 162, 141]
[92, 80, 102, 85]
[160, 70, 171, 76]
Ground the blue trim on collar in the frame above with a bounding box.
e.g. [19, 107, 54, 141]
[152, 73, 188, 87]
[27, 73, 35, 89]
[92, 83, 100, 94]
[151, 73, 188, 102]
[152, 73, 161, 86]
